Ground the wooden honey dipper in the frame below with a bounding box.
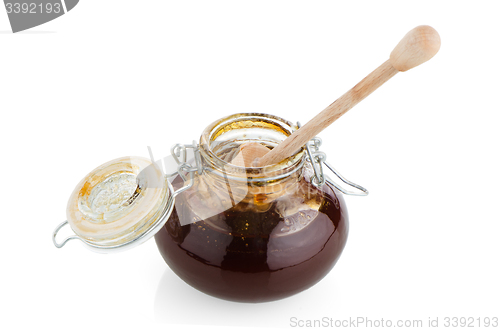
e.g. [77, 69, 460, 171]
[231, 25, 441, 168]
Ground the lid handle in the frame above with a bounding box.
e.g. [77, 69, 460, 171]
[52, 220, 82, 248]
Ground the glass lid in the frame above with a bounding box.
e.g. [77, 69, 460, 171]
[62, 156, 174, 252]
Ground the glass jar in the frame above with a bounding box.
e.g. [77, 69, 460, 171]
[53, 112, 366, 303]
[154, 113, 348, 302]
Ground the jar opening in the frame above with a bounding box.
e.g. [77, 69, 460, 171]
[199, 113, 305, 180]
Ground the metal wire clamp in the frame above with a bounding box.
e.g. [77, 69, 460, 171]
[298, 122, 368, 196]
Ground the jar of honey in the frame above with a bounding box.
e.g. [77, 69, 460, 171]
[53, 113, 367, 303]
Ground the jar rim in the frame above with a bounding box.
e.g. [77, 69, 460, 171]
[199, 113, 305, 180]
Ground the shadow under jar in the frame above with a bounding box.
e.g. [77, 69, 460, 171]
[155, 113, 348, 303]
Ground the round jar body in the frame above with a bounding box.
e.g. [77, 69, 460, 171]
[154, 113, 349, 302]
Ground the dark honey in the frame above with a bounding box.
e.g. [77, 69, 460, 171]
[154, 178, 348, 303]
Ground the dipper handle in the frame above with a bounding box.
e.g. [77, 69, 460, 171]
[257, 25, 440, 167]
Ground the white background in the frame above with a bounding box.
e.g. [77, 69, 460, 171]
[1, 1, 499, 330]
